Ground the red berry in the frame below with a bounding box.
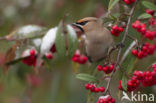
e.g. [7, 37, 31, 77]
[89, 84, 96, 92]
[124, 0, 131, 4]
[98, 65, 103, 71]
[137, 51, 144, 59]
[78, 55, 88, 64]
[94, 88, 100, 93]
[119, 27, 124, 32]
[99, 87, 105, 92]
[85, 83, 90, 90]
[72, 56, 79, 62]
[50, 44, 56, 53]
[132, 49, 138, 56]
[45, 53, 53, 59]
[142, 46, 148, 52]
[152, 64, 156, 69]
[123, 0, 135, 5]
[103, 66, 108, 72]
[30, 49, 35, 56]
[146, 9, 155, 16]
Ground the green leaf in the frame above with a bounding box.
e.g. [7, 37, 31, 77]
[121, 75, 127, 91]
[112, 13, 120, 18]
[76, 73, 98, 82]
[55, 23, 66, 58]
[66, 25, 78, 58]
[142, 1, 156, 10]
[108, 0, 120, 11]
[138, 13, 152, 19]
[109, 14, 117, 20]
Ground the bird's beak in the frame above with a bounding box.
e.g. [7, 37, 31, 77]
[72, 23, 84, 32]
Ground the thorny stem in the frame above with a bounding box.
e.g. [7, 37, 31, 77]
[103, 0, 138, 95]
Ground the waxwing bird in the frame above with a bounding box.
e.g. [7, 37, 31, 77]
[72, 17, 114, 62]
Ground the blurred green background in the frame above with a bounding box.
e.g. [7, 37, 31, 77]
[0, 0, 156, 103]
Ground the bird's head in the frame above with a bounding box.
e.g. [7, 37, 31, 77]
[72, 17, 101, 33]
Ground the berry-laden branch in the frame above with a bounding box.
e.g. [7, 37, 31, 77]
[104, 0, 138, 95]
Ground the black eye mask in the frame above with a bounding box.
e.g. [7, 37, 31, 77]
[76, 21, 88, 26]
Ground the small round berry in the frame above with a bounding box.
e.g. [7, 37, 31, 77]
[85, 83, 90, 90]
[142, 46, 148, 52]
[103, 66, 108, 73]
[131, 49, 138, 56]
[118, 27, 124, 32]
[89, 84, 95, 92]
[99, 87, 105, 92]
[45, 53, 53, 59]
[123, 0, 131, 5]
[146, 9, 155, 16]
[72, 56, 79, 62]
[94, 88, 100, 93]
[152, 64, 156, 69]
[78, 55, 88, 64]
[109, 64, 115, 71]
[30, 49, 35, 56]
[98, 65, 103, 71]
[137, 51, 144, 59]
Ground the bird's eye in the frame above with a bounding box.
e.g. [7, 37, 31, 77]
[76, 21, 88, 26]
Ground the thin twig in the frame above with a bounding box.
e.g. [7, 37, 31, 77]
[103, 0, 138, 95]
[120, 41, 136, 64]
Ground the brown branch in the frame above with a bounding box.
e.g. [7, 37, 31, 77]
[103, 0, 138, 95]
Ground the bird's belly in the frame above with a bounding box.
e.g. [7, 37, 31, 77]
[85, 42, 108, 61]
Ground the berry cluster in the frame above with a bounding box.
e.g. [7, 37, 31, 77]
[98, 64, 115, 74]
[132, 20, 156, 40]
[127, 76, 140, 92]
[118, 76, 140, 92]
[132, 20, 146, 34]
[134, 70, 156, 87]
[131, 43, 156, 59]
[97, 95, 116, 103]
[119, 64, 156, 92]
[21, 45, 56, 66]
[123, 0, 136, 5]
[111, 25, 124, 37]
[119, 76, 140, 92]
[22, 49, 37, 66]
[85, 83, 105, 93]
[72, 50, 88, 64]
